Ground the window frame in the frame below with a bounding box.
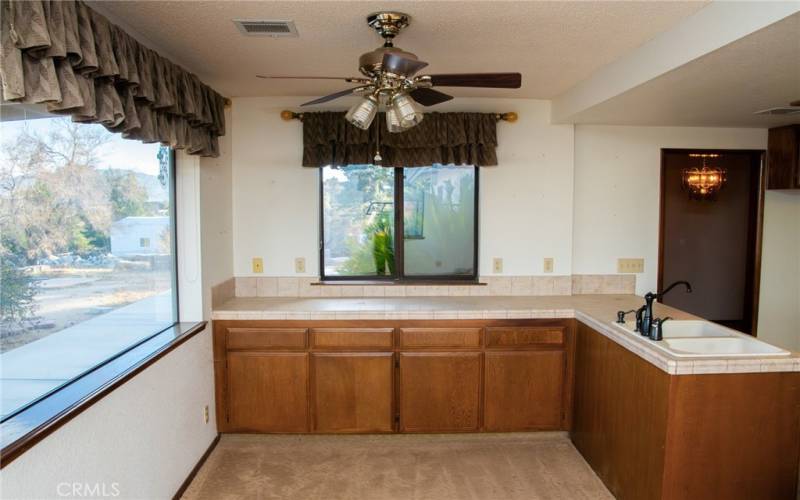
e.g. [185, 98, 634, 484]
[0, 143, 193, 468]
[319, 165, 480, 282]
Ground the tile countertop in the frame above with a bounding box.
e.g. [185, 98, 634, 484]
[212, 294, 800, 375]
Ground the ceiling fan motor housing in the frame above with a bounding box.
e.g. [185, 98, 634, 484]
[361, 12, 416, 77]
[359, 47, 419, 77]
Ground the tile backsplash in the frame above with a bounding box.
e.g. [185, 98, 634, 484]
[213, 274, 636, 305]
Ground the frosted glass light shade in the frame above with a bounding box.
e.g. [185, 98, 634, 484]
[386, 107, 404, 133]
[391, 93, 424, 128]
[345, 96, 378, 130]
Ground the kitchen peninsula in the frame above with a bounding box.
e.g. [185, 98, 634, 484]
[211, 292, 800, 500]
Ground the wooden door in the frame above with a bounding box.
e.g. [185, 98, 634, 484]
[659, 149, 765, 334]
[483, 351, 565, 431]
[398, 352, 481, 432]
[311, 353, 394, 432]
[226, 352, 309, 432]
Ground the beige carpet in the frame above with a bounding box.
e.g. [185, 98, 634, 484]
[182, 432, 612, 500]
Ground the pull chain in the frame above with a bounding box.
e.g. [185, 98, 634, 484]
[374, 109, 383, 163]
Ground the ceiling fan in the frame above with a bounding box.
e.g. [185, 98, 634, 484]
[257, 11, 522, 132]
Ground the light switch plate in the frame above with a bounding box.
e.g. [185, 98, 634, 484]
[252, 257, 264, 273]
[617, 258, 644, 273]
[492, 258, 503, 273]
[543, 257, 554, 273]
[294, 257, 306, 274]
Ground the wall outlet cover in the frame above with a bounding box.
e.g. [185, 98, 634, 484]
[294, 257, 306, 274]
[543, 257, 554, 273]
[492, 258, 503, 273]
[252, 257, 264, 274]
[617, 258, 644, 274]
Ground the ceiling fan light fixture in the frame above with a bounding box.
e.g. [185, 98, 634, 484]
[392, 93, 424, 128]
[345, 95, 378, 130]
[386, 107, 404, 133]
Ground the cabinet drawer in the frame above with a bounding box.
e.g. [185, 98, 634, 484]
[226, 328, 307, 350]
[310, 328, 394, 350]
[485, 326, 564, 348]
[399, 328, 482, 348]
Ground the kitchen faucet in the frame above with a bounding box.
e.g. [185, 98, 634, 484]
[636, 280, 692, 337]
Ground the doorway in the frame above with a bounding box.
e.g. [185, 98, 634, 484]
[658, 149, 765, 335]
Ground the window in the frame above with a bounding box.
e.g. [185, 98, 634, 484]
[0, 110, 178, 419]
[321, 164, 478, 280]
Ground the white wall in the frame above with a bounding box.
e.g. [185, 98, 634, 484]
[200, 108, 234, 318]
[232, 97, 574, 277]
[0, 328, 217, 499]
[757, 191, 800, 351]
[572, 124, 800, 347]
[572, 125, 768, 295]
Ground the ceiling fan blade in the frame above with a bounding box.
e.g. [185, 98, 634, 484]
[409, 88, 453, 106]
[300, 87, 360, 107]
[257, 75, 369, 83]
[427, 73, 522, 89]
[382, 53, 429, 77]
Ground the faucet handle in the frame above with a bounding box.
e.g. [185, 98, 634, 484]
[650, 316, 672, 341]
[616, 310, 635, 324]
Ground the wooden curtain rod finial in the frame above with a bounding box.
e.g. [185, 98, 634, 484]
[498, 112, 518, 123]
[281, 110, 303, 121]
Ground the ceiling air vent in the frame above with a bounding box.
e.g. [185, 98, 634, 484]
[233, 19, 298, 37]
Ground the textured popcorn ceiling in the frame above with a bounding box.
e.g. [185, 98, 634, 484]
[90, 0, 707, 99]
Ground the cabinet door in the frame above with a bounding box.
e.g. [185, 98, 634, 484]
[227, 352, 309, 432]
[311, 353, 394, 432]
[399, 352, 481, 432]
[484, 351, 564, 431]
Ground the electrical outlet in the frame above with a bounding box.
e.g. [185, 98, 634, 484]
[252, 257, 264, 273]
[203, 405, 209, 424]
[294, 257, 306, 274]
[617, 258, 644, 273]
[543, 257, 554, 273]
[493, 258, 503, 273]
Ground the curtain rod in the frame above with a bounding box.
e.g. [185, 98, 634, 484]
[279, 110, 518, 122]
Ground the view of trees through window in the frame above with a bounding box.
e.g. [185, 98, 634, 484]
[0, 112, 177, 418]
[322, 164, 476, 279]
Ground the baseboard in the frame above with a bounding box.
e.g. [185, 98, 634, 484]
[172, 433, 220, 500]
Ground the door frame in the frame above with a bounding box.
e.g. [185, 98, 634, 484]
[657, 148, 766, 336]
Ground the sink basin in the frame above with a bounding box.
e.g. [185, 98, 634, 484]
[611, 319, 790, 358]
[659, 320, 734, 338]
[660, 337, 789, 357]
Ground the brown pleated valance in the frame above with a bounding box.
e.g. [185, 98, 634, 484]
[0, 0, 226, 157]
[302, 112, 498, 168]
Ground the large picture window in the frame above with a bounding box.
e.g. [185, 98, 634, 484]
[321, 164, 478, 281]
[0, 110, 178, 419]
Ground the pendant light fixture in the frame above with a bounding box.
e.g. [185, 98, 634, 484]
[682, 153, 727, 200]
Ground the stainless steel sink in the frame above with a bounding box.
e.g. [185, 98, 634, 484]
[612, 320, 790, 358]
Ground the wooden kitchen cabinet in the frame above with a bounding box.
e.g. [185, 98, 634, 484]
[311, 353, 394, 432]
[767, 125, 800, 189]
[214, 319, 574, 435]
[226, 352, 309, 432]
[398, 352, 482, 432]
[572, 322, 800, 500]
[483, 351, 565, 431]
